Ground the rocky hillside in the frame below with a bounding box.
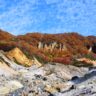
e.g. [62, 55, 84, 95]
[0, 30, 96, 64]
[0, 48, 96, 96]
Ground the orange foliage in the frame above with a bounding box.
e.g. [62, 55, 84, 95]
[53, 55, 72, 64]
[0, 30, 96, 64]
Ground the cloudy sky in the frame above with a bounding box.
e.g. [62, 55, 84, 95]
[0, 0, 96, 36]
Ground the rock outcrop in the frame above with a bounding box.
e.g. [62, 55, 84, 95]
[0, 50, 18, 77]
[6, 47, 43, 67]
[6, 48, 42, 67]
[6, 47, 33, 67]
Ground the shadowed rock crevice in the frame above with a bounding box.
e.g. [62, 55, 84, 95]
[71, 70, 96, 84]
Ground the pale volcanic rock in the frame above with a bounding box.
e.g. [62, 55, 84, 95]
[0, 61, 18, 76]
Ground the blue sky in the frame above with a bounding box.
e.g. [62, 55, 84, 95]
[0, 0, 96, 36]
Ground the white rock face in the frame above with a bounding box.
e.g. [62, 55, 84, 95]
[0, 61, 18, 76]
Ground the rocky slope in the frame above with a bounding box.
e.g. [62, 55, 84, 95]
[0, 48, 96, 96]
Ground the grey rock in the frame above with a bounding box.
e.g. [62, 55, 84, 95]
[0, 50, 96, 96]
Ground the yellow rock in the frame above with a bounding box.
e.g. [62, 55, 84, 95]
[6, 47, 33, 67]
[6, 47, 43, 67]
[45, 85, 57, 93]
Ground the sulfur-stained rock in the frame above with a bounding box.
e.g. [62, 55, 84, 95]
[6, 47, 33, 67]
[6, 47, 43, 67]
[45, 85, 58, 93]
